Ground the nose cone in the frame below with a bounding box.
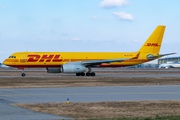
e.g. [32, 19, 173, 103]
[3, 56, 18, 67]
[3, 59, 13, 67]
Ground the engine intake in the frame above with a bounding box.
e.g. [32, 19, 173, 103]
[146, 54, 154, 60]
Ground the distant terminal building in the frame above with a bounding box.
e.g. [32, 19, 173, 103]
[158, 57, 180, 64]
[126, 63, 159, 68]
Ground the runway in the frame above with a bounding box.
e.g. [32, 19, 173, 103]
[1, 74, 180, 77]
[1, 85, 180, 103]
[1, 68, 180, 72]
[1, 85, 180, 119]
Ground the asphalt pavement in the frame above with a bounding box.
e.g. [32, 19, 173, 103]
[1, 68, 180, 72]
[0, 103, 71, 119]
[1, 85, 180, 103]
[1, 85, 180, 119]
[1, 74, 180, 77]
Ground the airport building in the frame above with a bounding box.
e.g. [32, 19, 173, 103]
[158, 57, 180, 64]
[126, 63, 159, 68]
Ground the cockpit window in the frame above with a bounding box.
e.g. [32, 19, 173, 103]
[8, 56, 16, 58]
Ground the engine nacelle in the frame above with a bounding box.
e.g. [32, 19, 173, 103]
[146, 54, 154, 60]
[62, 64, 86, 73]
[46, 67, 62, 73]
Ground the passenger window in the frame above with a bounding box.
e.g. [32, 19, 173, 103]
[14, 56, 16, 58]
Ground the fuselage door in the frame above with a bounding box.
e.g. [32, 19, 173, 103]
[21, 54, 27, 62]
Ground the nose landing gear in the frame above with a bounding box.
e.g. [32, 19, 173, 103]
[19, 67, 26, 77]
[22, 73, 26, 77]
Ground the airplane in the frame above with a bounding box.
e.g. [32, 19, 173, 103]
[3, 25, 175, 77]
[159, 61, 180, 68]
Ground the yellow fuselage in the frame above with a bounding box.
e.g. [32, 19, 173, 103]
[3, 52, 151, 68]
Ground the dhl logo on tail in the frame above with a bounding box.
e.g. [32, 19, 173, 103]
[27, 55, 62, 62]
[145, 43, 160, 47]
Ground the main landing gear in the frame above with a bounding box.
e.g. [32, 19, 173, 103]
[76, 72, 85, 76]
[86, 72, 95, 76]
[76, 72, 95, 76]
[76, 66, 96, 76]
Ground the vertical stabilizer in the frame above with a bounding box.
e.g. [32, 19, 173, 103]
[138, 25, 166, 54]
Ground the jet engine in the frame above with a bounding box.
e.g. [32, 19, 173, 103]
[146, 54, 154, 60]
[61, 64, 86, 73]
[46, 63, 86, 73]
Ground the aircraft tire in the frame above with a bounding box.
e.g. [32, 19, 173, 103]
[22, 73, 26, 77]
[90, 72, 95, 76]
[81, 72, 85, 76]
[76, 73, 81, 76]
[86, 72, 91, 76]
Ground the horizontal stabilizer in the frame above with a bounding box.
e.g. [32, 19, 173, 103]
[147, 53, 176, 60]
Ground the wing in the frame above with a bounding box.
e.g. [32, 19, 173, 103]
[81, 58, 131, 66]
[81, 52, 140, 66]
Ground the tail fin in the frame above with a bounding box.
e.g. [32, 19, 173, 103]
[138, 25, 166, 54]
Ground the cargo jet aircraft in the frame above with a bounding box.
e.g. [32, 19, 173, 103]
[3, 25, 175, 77]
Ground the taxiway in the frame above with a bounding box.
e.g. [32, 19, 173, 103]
[0, 85, 180, 119]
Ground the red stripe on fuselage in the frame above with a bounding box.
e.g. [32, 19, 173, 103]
[8, 64, 135, 68]
[9, 65, 62, 68]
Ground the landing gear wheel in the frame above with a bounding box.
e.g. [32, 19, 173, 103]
[76, 73, 81, 76]
[21, 73, 26, 77]
[86, 72, 91, 76]
[80, 72, 85, 76]
[90, 72, 95, 76]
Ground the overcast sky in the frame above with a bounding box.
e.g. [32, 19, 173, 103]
[0, 0, 180, 62]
